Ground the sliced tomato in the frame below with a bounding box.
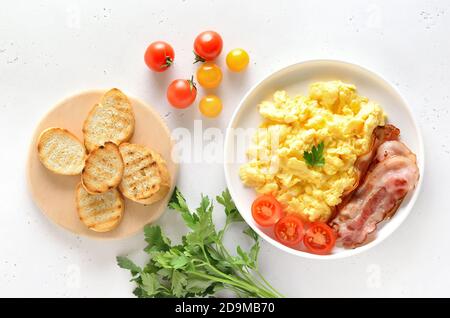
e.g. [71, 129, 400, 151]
[303, 222, 336, 254]
[274, 215, 304, 247]
[251, 195, 283, 227]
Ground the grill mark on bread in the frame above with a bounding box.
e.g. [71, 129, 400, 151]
[79, 205, 122, 219]
[83, 89, 134, 152]
[122, 165, 159, 197]
[119, 143, 170, 204]
[76, 183, 123, 232]
[123, 154, 153, 166]
[123, 163, 156, 181]
[95, 111, 130, 136]
[81, 196, 117, 209]
[123, 157, 156, 176]
[127, 176, 160, 193]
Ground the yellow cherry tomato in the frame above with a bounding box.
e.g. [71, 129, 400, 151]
[226, 48, 249, 72]
[196, 62, 222, 89]
[199, 95, 222, 118]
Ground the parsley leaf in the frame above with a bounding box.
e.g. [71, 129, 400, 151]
[140, 273, 162, 297]
[303, 141, 325, 167]
[144, 226, 171, 254]
[217, 189, 243, 223]
[116, 256, 141, 276]
[169, 187, 198, 228]
[171, 270, 188, 297]
[243, 226, 259, 242]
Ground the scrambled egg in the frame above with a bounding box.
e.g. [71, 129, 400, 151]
[239, 81, 386, 222]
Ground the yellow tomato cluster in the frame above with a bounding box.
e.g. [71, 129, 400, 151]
[196, 48, 250, 118]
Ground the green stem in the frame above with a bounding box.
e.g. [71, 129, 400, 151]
[187, 271, 256, 295]
[201, 245, 211, 264]
[215, 245, 282, 297]
[212, 245, 255, 287]
[196, 260, 272, 297]
[228, 286, 248, 298]
[187, 270, 276, 298]
[218, 219, 231, 242]
[215, 243, 262, 286]
[202, 261, 278, 298]
[209, 245, 264, 295]
[216, 223, 283, 298]
[255, 270, 285, 298]
[241, 268, 268, 292]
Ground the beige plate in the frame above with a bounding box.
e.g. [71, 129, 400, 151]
[27, 90, 178, 239]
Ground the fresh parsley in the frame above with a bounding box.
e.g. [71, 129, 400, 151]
[117, 187, 283, 298]
[303, 141, 325, 167]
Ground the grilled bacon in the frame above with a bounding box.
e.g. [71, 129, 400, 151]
[337, 125, 400, 211]
[331, 134, 419, 248]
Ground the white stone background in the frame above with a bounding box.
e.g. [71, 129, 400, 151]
[0, 0, 449, 297]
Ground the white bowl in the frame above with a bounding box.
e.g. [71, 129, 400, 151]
[224, 60, 424, 260]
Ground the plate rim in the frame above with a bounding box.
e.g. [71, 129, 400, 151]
[223, 59, 425, 260]
[26, 89, 179, 240]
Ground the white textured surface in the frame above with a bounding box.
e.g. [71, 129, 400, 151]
[0, 0, 448, 297]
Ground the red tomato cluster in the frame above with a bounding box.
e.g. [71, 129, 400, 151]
[144, 31, 249, 115]
[251, 195, 336, 255]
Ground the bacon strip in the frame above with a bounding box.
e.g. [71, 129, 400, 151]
[336, 124, 400, 212]
[352, 124, 400, 188]
[331, 140, 419, 248]
[376, 140, 417, 164]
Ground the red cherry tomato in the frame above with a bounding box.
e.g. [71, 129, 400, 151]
[251, 195, 283, 227]
[274, 215, 304, 247]
[144, 41, 174, 72]
[193, 31, 223, 62]
[303, 222, 336, 255]
[166, 77, 197, 108]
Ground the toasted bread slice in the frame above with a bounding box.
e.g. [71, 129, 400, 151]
[76, 183, 124, 232]
[82, 142, 124, 194]
[37, 127, 86, 175]
[119, 143, 171, 204]
[83, 88, 135, 153]
[134, 153, 170, 205]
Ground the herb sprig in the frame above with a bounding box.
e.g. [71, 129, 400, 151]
[117, 188, 283, 298]
[303, 141, 325, 167]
